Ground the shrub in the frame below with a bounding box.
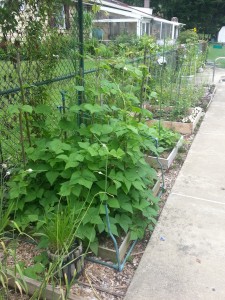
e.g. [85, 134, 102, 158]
[177, 29, 199, 44]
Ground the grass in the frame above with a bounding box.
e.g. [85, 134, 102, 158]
[207, 43, 225, 68]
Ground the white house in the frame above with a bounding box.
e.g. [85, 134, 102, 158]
[90, 0, 183, 43]
[0, 0, 183, 45]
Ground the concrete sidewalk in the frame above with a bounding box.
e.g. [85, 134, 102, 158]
[125, 68, 225, 300]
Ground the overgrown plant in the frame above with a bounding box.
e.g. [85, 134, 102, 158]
[148, 123, 181, 153]
[7, 66, 160, 250]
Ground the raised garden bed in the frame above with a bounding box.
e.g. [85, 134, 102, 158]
[96, 178, 161, 262]
[0, 135, 195, 300]
[6, 273, 83, 300]
[152, 177, 161, 197]
[146, 107, 203, 134]
[145, 136, 184, 170]
[97, 232, 131, 263]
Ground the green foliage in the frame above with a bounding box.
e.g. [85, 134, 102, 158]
[17, 261, 45, 281]
[6, 59, 161, 246]
[7, 108, 159, 242]
[151, 0, 225, 35]
[0, 0, 74, 36]
[38, 204, 84, 253]
[0, 164, 15, 236]
[177, 30, 199, 44]
[115, 34, 138, 45]
[148, 123, 181, 153]
[86, 42, 114, 58]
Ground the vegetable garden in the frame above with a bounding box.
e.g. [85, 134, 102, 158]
[0, 1, 210, 299]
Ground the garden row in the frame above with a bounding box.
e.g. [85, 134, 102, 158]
[0, 31, 212, 299]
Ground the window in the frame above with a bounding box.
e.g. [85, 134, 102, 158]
[55, 5, 66, 29]
[49, 4, 70, 30]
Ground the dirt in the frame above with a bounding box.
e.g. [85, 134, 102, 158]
[0, 133, 195, 300]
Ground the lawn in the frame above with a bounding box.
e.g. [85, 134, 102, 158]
[207, 43, 225, 67]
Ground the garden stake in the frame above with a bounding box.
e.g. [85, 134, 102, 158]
[60, 90, 67, 140]
[87, 203, 137, 272]
[0, 142, 3, 164]
[16, 52, 31, 147]
[18, 109, 26, 168]
[77, 0, 84, 127]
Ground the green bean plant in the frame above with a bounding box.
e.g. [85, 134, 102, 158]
[6, 60, 160, 254]
[148, 123, 181, 154]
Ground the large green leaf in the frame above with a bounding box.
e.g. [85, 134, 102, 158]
[47, 140, 71, 154]
[107, 198, 120, 208]
[132, 180, 145, 191]
[65, 161, 79, 169]
[123, 178, 132, 192]
[71, 185, 82, 197]
[78, 178, 93, 189]
[83, 208, 103, 225]
[27, 214, 39, 222]
[46, 171, 59, 185]
[24, 191, 37, 202]
[90, 240, 99, 256]
[133, 199, 150, 211]
[70, 172, 94, 189]
[120, 202, 133, 213]
[21, 105, 33, 113]
[109, 148, 125, 159]
[124, 169, 138, 181]
[78, 142, 90, 149]
[115, 214, 132, 232]
[82, 169, 97, 181]
[65, 153, 84, 169]
[59, 181, 71, 196]
[106, 223, 118, 236]
[34, 104, 52, 115]
[107, 185, 117, 195]
[87, 145, 99, 156]
[56, 154, 69, 162]
[77, 225, 96, 242]
[83, 103, 103, 114]
[59, 119, 75, 130]
[75, 85, 84, 91]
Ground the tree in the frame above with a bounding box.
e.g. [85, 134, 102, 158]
[122, 0, 144, 6]
[150, 0, 225, 35]
[0, 0, 72, 41]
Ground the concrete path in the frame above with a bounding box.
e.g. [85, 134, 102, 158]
[125, 68, 225, 300]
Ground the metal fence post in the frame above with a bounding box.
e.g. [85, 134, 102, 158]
[77, 0, 84, 127]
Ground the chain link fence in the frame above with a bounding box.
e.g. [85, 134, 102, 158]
[0, 0, 207, 166]
[0, 44, 204, 165]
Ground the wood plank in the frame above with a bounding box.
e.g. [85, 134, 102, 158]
[118, 232, 131, 262]
[97, 232, 131, 263]
[152, 178, 161, 196]
[145, 136, 183, 170]
[7, 274, 84, 300]
[146, 107, 203, 134]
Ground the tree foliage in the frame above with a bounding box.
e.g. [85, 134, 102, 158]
[122, 0, 143, 6]
[150, 0, 225, 35]
[0, 0, 73, 40]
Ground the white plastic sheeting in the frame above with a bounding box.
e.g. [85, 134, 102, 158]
[218, 26, 225, 43]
